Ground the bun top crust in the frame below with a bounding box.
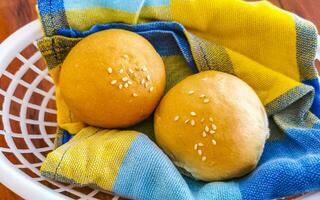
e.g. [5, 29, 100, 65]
[60, 29, 166, 128]
[154, 71, 269, 181]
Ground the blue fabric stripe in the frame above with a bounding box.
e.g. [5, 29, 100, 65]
[62, 130, 73, 144]
[63, 0, 169, 13]
[58, 21, 198, 72]
[303, 78, 320, 117]
[38, 0, 65, 15]
[63, 0, 169, 12]
[113, 134, 243, 200]
[186, 178, 242, 200]
[145, 0, 170, 6]
[64, 0, 144, 13]
[239, 123, 320, 199]
[38, 0, 69, 36]
[113, 134, 193, 200]
[240, 153, 320, 200]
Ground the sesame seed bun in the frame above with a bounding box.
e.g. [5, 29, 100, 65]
[154, 71, 269, 181]
[59, 29, 166, 128]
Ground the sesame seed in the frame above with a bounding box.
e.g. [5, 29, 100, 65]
[128, 80, 133, 85]
[124, 83, 129, 88]
[123, 54, 129, 59]
[146, 75, 151, 81]
[119, 84, 123, 89]
[202, 131, 207, 137]
[203, 98, 210, 103]
[111, 80, 117, 85]
[185, 119, 190, 124]
[194, 144, 198, 150]
[191, 120, 195, 126]
[140, 79, 145, 85]
[174, 116, 180, 121]
[202, 78, 208, 81]
[205, 126, 209, 132]
[132, 93, 138, 97]
[142, 67, 147, 72]
[200, 94, 206, 98]
[209, 117, 214, 123]
[211, 124, 217, 130]
[198, 149, 202, 156]
[202, 156, 207, 161]
[144, 82, 148, 88]
[119, 69, 124, 74]
[212, 139, 217, 145]
[201, 118, 205, 123]
[210, 130, 215, 134]
[188, 90, 194, 95]
[190, 112, 196, 116]
[198, 143, 203, 146]
[107, 67, 113, 74]
[149, 87, 154, 92]
[128, 68, 134, 74]
[122, 77, 129, 82]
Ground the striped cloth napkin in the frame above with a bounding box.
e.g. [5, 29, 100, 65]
[37, 0, 320, 199]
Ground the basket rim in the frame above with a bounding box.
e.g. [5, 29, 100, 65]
[0, 20, 68, 200]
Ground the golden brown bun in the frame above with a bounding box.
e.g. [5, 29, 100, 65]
[60, 29, 166, 128]
[154, 71, 269, 181]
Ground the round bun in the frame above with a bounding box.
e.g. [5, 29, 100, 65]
[60, 29, 166, 128]
[154, 71, 269, 181]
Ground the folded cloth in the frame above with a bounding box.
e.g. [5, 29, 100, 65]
[37, 0, 320, 199]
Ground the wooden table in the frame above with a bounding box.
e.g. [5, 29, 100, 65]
[0, 0, 319, 199]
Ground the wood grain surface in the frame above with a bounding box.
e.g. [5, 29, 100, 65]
[0, 0, 319, 199]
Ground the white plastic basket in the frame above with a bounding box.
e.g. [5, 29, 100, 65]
[0, 20, 119, 200]
[0, 20, 320, 200]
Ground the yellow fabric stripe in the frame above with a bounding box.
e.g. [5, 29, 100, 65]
[41, 127, 139, 190]
[48, 66, 60, 84]
[54, 87, 86, 134]
[226, 48, 300, 105]
[171, 0, 300, 81]
[139, 6, 172, 22]
[49, 67, 85, 134]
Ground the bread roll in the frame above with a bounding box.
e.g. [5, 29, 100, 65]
[60, 29, 166, 128]
[154, 71, 269, 181]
